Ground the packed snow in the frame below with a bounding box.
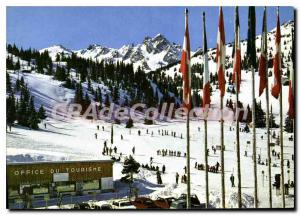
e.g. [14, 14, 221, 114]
[6, 69, 294, 208]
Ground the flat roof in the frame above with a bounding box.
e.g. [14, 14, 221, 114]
[7, 159, 114, 166]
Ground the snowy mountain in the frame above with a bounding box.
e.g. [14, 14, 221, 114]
[40, 34, 181, 71]
[40, 44, 73, 60]
[163, 20, 294, 78]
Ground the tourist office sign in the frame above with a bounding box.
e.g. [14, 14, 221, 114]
[7, 160, 113, 186]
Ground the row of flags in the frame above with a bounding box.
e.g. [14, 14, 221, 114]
[180, 7, 295, 119]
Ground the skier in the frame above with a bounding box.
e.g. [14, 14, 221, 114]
[132, 146, 135, 155]
[151, 131, 153, 137]
[147, 129, 148, 134]
[114, 146, 117, 153]
[287, 160, 290, 169]
[176, 172, 179, 184]
[195, 162, 198, 168]
[156, 170, 162, 185]
[97, 125, 99, 130]
[102, 126, 104, 131]
[104, 140, 107, 147]
[162, 165, 166, 174]
[230, 174, 235, 187]
[44, 123, 47, 129]
[138, 130, 141, 136]
[150, 157, 153, 165]
[184, 166, 187, 174]
[216, 162, 220, 172]
[94, 133, 97, 139]
[121, 134, 123, 140]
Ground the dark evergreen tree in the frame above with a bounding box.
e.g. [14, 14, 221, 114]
[126, 118, 134, 128]
[6, 56, 14, 70]
[104, 94, 110, 107]
[54, 66, 67, 81]
[254, 100, 266, 128]
[38, 105, 47, 120]
[28, 96, 40, 129]
[17, 85, 30, 126]
[6, 72, 12, 93]
[15, 59, 21, 70]
[6, 93, 16, 125]
[284, 116, 294, 133]
[121, 155, 140, 197]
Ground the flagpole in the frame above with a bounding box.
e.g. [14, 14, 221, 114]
[187, 108, 191, 209]
[279, 73, 285, 208]
[279, 7, 285, 206]
[185, 8, 191, 209]
[204, 116, 209, 207]
[235, 73, 242, 209]
[251, 64, 258, 208]
[265, 38, 272, 209]
[217, 7, 226, 208]
[202, 12, 209, 208]
[248, 6, 258, 208]
[263, 6, 273, 208]
[234, 6, 242, 208]
[220, 97, 225, 208]
[111, 122, 114, 144]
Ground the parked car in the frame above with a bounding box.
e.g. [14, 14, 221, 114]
[170, 199, 187, 209]
[112, 199, 136, 209]
[131, 197, 160, 209]
[178, 194, 201, 206]
[153, 196, 176, 209]
[91, 201, 112, 210]
[73, 202, 92, 209]
[170, 194, 206, 209]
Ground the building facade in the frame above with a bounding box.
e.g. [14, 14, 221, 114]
[7, 160, 114, 201]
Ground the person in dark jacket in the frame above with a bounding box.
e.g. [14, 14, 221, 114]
[230, 174, 235, 187]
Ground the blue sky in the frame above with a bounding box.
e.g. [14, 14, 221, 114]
[7, 6, 294, 51]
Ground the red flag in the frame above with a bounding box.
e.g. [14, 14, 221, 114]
[288, 26, 295, 119]
[232, 7, 241, 92]
[258, 7, 267, 96]
[217, 7, 226, 98]
[180, 9, 192, 110]
[271, 10, 281, 99]
[202, 12, 210, 108]
[288, 70, 295, 119]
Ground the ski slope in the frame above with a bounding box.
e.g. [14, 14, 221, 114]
[6, 70, 294, 208]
